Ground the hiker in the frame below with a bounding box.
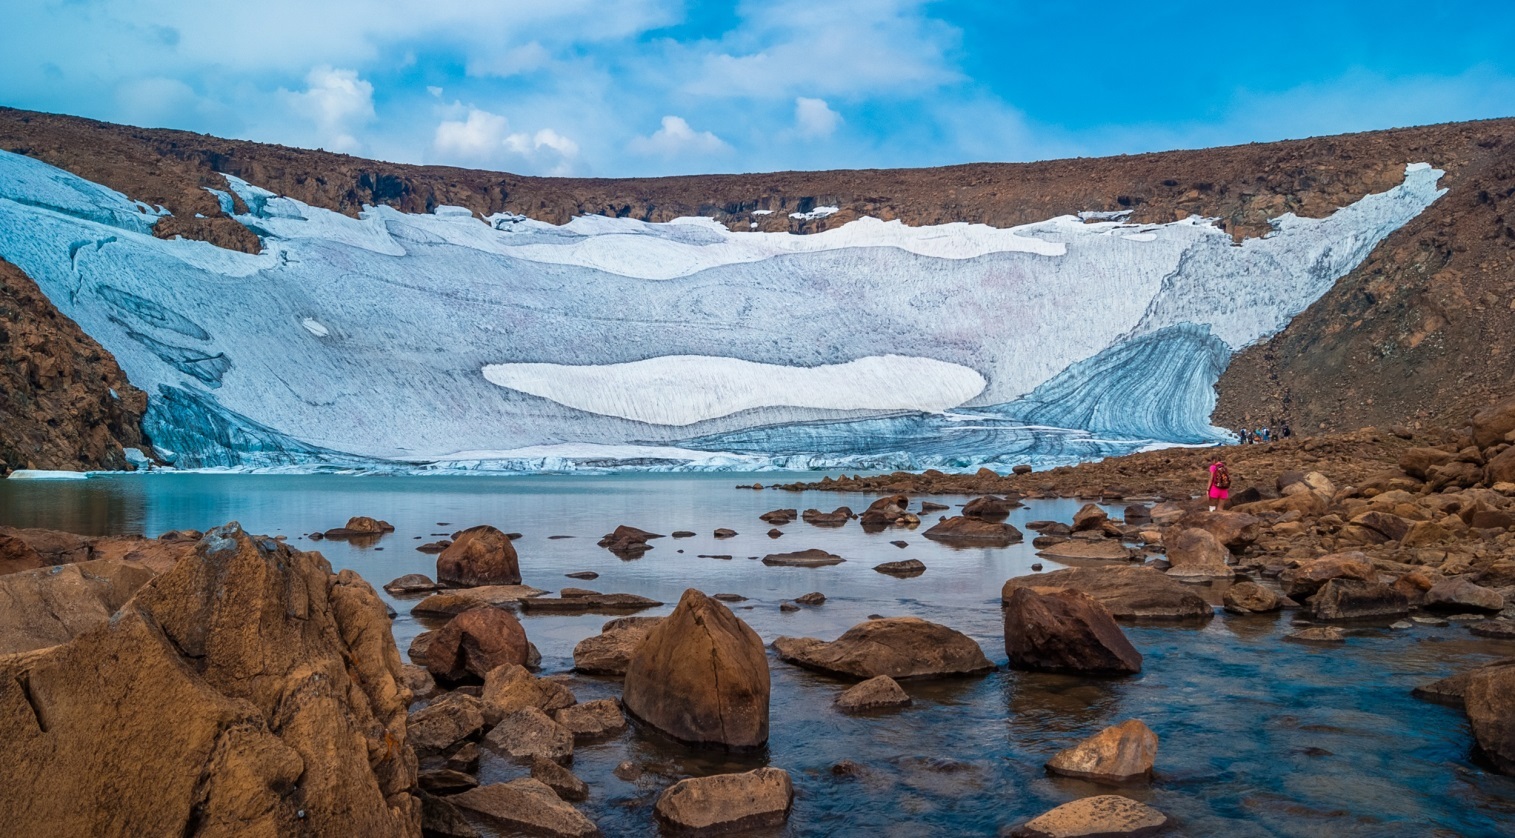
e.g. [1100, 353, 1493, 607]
[1262, 427, 1271, 443]
[1281, 423, 1292, 439]
[1237, 427, 1248, 445]
[1208, 460, 1231, 511]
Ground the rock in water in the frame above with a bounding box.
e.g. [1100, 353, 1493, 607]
[1465, 662, 1515, 774]
[1163, 527, 1233, 578]
[874, 558, 927, 577]
[1013, 795, 1168, 838]
[485, 708, 575, 763]
[1280, 552, 1377, 598]
[622, 589, 770, 749]
[573, 616, 663, 676]
[436, 525, 521, 587]
[0, 523, 420, 836]
[385, 572, 439, 595]
[1003, 587, 1142, 674]
[482, 664, 577, 716]
[1072, 503, 1109, 532]
[423, 606, 531, 681]
[1045, 720, 1158, 783]
[1307, 579, 1409, 621]
[1425, 578, 1506, 613]
[654, 768, 794, 834]
[762, 548, 845, 567]
[772, 617, 993, 680]
[1002, 566, 1211, 621]
[554, 698, 627, 741]
[1223, 581, 1282, 614]
[451, 779, 599, 837]
[408, 693, 486, 755]
[531, 756, 589, 802]
[835, 675, 912, 713]
[963, 495, 1017, 521]
[921, 516, 1024, 546]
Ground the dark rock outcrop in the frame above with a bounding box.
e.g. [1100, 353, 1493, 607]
[922, 516, 1023, 547]
[436, 525, 521, 587]
[1003, 566, 1212, 621]
[1002, 586, 1142, 674]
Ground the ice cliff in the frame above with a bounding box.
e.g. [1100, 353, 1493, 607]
[0, 151, 1445, 471]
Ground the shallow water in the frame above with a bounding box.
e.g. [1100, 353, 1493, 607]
[4, 472, 1515, 836]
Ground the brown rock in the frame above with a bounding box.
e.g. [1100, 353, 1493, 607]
[1399, 446, 1456, 479]
[408, 693, 486, 755]
[773, 617, 993, 680]
[1072, 503, 1109, 532]
[423, 606, 531, 682]
[795, 591, 826, 605]
[801, 507, 854, 527]
[922, 516, 1024, 547]
[531, 756, 589, 802]
[385, 573, 439, 595]
[482, 664, 577, 716]
[859, 494, 911, 525]
[411, 584, 547, 616]
[554, 698, 627, 741]
[1308, 579, 1409, 621]
[0, 523, 420, 837]
[1012, 795, 1167, 838]
[1465, 660, 1515, 774]
[1285, 626, 1346, 643]
[451, 780, 599, 837]
[325, 516, 394, 538]
[1163, 528, 1233, 578]
[1279, 552, 1377, 598]
[520, 592, 663, 613]
[573, 616, 663, 676]
[835, 674, 912, 713]
[1045, 719, 1158, 783]
[485, 708, 574, 763]
[874, 558, 926, 577]
[436, 525, 521, 586]
[597, 525, 665, 559]
[1472, 396, 1515, 450]
[0, 558, 158, 655]
[420, 789, 481, 837]
[1035, 540, 1134, 561]
[654, 768, 793, 834]
[760, 508, 798, 524]
[762, 548, 845, 567]
[623, 589, 770, 749]
[1347, 510, 1415, 542]
[1424, 578, 1506, 613]
[1486, 446, 1515, 487]
[963, 495, 1018, 521]
[1222, 581, 1282, 614]
[1002, 587, 1142, 674]
[1002, 566, 1211, 621]
[1173, 510, 1261, 551]
[401, 663, 439, 701]
[417, 540, 451, 554]
[419, 768, 479, 795]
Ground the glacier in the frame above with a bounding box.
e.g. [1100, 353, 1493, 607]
[0, 150, 1445, 472]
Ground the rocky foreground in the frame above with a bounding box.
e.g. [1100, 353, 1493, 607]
[4, 398, 1515, 835]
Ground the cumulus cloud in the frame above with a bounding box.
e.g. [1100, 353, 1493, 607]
[794, 97, 842, 138]
[628, 116, 731, 158]
[433, 106, 580, 175]
[283, 66, 374, 152]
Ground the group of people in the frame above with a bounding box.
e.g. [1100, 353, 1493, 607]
[1236, 423, 1290, 445]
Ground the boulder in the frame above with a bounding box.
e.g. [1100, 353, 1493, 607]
[1222, 581, 1281, 614]
[859, 494, 911, 525]
[1346, 511, 1415, 543]
[437, 525, 521, 586]
[417, 540, 451, 554]
[1486, 446, 1515, 487]
[1400, 446, 1456, 479]
[760, 508, 798, 524]
[385, 573, 439, 595]
[1413, 659, 1515, 708]
[654, 768, 793, 834]
[762, 548, 845, 567]
[835, 675, 912, 713]
[802, 507, 854, 527]
[520, 592, 663, 613]
[1012, 795, 1167, 838]
[419, 768, 479, 795]
[482, 664, 577, 716]
[411, 585, 547, 616]
[1285, 626, 1346, 643]
[713, 528, 737, 539]
[597, 525, 664, 558]
[419, 789, 480, 837]
[1308, 579, 1409, 621]
[531, 756, 589, 802]
[1472, 396, 1515, 450]
[1003, 587, 1142, 674]
[324, 516, 394, 538]
[1002, 566, 1211, 621]
[451, 780, 599, 838]
[1027, 520, 1073, 536]
[573, 616, 663, 676]
[423, 606, 531, 682]
[874, 558, 926, 577]
[1013, 464, 1034, 475]
[0, 523, 420, 836]
[922, 516, 1023, 547]
[1172, 510, 1261, 551]
[963, 495, 1018, 521]
[401, 663, 440, 701]
[1465, 660, 1515, 774]
[1072, 503, 1109, 532]
[408, 692, 486, 755]
[774, 617, 993, 680]
[1424, 578, 1506, 613]
[1163, 528, 1233, 578]
[1148, 503, 1187, 525]
[1034, 540, 1134, 562]
[554, 698, 627, 741]
[795, 591, 826, 605]
[485, 708, 574, 763]
[1279, 552, 1377, 598]
[1045, 719, 1158, 783]
[623, 590, 770, 749]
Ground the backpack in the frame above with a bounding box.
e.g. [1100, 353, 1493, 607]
[1214, 464, 1231, 490]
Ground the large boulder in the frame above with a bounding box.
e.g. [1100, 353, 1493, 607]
[922, 516, 1023, 547]
[1002, 566, 1211, 621]
[408, 693, 486, 755]
[1424, 578, 1506, 613]
[324, 516, 394, 538]
[1172, 511, 1261, 551]
[1486, 446, 1515, 487]
[1072, 503, 1109, 532]
[623, 589, 769, 749]
[1308, 579, 1410, 621]
[1045, 719, 1158, 783]
[1472, 396, 1515, 450]
[0, 523, 420, 836]
[423, 606, 531, 682]
[1465, 660, 1515, 774]
[482, 664, 577, 716]
[485, 708, 574, 763]
[773, 617, 993, 680]
[1003, 587, 1142, 674]
[1012, 795, 1167, 838]
[1223, 581, 1282, 614]
[1399, 446, 1456, 480]
[963, 495, 1018, 521]
[859, 494, 911, 526]
[1279, 552, 1377, 598]
[573, 616, 663, 676]
[0, 558, 159, 655]
[654, 768, 793, 834]
[1163, 528, 1233, 578]
[451, 779, 599, 837]
[436, 525, 521, 587]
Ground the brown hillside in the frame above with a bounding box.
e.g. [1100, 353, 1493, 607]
[0, 106, 1512, 456]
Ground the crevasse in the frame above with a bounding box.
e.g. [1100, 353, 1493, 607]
[0, 151, 1445, 472]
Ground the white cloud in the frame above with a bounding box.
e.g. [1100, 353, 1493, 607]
[629, 116, 731, 158]
[794, 97, 842, 138]
[432, 105, 580, 175]
[283, 66, 374, 153]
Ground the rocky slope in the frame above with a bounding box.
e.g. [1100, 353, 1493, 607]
[0, 106, 1512, 461]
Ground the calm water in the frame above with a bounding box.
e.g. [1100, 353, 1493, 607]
[4, 472, 1515, 836]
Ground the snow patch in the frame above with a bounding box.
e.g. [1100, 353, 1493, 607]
[790, 206, 838, 220]
[301, 318, 330, 337]
[7, 470, 88, 480]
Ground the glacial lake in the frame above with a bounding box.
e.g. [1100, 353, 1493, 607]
[3, 472, 1515, 836]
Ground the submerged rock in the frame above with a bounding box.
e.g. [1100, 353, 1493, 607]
[874, 558, 926, 577]
[762, 548, 845, 567]
[1003, 587, 1142, 674]
[835, 675, 912, 713]
[1285, 626, 1347, 643]
[623, 589, 770, 749]
[773, 617, 993, 680]
[654, 768, 793, 834]
[451, 779, 599, 837]
[1045, 720, 1158, 783]
[437, 525, 521, 586]
[1012, 795, 1167, 838]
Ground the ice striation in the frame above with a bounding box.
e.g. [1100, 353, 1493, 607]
[0, 150, 1445, 472]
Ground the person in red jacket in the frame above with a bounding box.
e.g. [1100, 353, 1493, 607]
[1208, 461, 1231, 511]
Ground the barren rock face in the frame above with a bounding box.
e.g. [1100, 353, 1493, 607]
[0, 523, 420, 836]
[436, 525, 521, 587]
[622, 589, 770, 750]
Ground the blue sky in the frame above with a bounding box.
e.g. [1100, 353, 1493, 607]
[2, 0, 1512, 177]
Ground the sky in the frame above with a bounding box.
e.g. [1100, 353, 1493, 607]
[2, 0, 1512, 178]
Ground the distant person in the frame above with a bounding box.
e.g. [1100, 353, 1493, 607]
[1262, 427, 1271, 443]
[1208, 461, 1231, 511]
[1237, 427, 1248, 445]
[1282, 423, 1292, 439]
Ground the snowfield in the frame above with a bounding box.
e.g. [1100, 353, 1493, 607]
[0, 151, 1445, 471]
